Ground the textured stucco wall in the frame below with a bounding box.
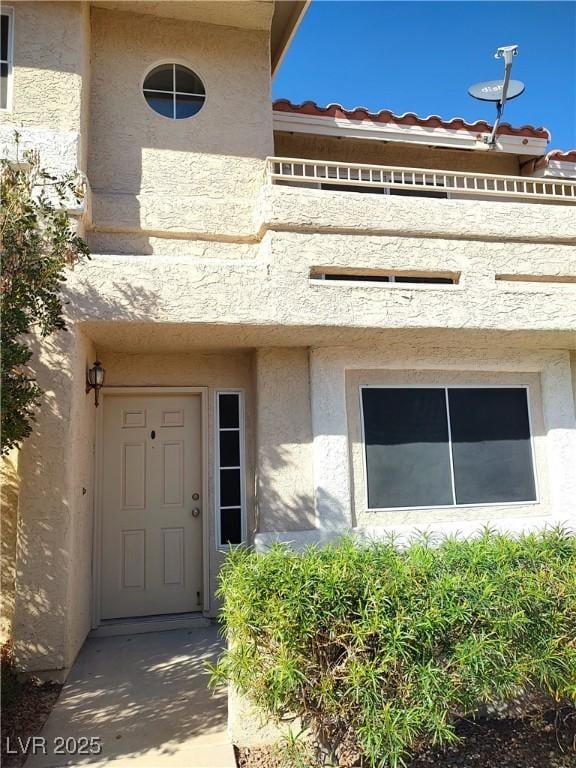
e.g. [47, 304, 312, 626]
[1, 451, 20, 644]
[65, 329, 97, 666]
[5, 0, 576, 683]
[10, 184, 576, 676]
[255, 348, 315, 532]
[67, 229, 576, 337]
[259, 186, 576, 244]
[88, 7, 273, 237]
[100, 350, 255, 615]
[0, 2, 87, 131]
[0, 2, 90, 177]
[93, 1, 274, 31]
[275, 133, 521, 175]
[303, 345, 576, 542]
[12, 326, 96, 674]
[0, 3, 92, 669]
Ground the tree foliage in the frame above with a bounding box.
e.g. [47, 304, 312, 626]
[1, 140, 89, 454]
[211, 530, 576, 767]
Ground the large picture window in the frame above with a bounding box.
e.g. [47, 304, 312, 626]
[216, 392, 245, 547]
[361, 386, 537, 510]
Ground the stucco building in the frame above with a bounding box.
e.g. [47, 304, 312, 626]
[1, 1, 575, 679]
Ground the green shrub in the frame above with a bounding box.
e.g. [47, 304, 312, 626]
[210, 529, 576, 767]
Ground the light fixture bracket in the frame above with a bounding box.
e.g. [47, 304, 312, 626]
[86, 360, 105, 407]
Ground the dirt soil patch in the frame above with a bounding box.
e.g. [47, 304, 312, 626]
[236, 711, 576, 768]
[1, 662, 62, 768]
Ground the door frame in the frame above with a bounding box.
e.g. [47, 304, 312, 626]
[92, 386, 209, 628]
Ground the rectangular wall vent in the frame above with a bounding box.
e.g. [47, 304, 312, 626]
[311, 269, 458, 286]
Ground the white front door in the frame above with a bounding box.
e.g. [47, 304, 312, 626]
[101, 394, 203, 619]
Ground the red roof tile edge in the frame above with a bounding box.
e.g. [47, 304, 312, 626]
[545, 149, 576, 164]
[521, 149, 576, 176]
[273, 99, 550, 140]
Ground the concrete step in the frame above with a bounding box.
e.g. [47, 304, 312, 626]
[90, 613, 211, 638]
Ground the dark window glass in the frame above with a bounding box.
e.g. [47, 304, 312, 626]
[143, 91, 173, 119]
[321, 184, 385, 195]
[219, 394, 239, 428]
[175, 65, 204, 94]
[219, 430, 240, 468]
[220, 508, 242, 545]
[395, 276, 454, 284]
[143, 63, 205, 119]
[449, 388, 536, 504]
[0, 62, 7, 110]
[143, 64, 173, 92]
[324, 274, 391, 282]
[175, 94, 204, 119]
[389, 188, 447, 199]
[322, 274, 453, 284]
[1, 15, 8, 62]
[220, 468, 241, 508]
[362, 388, 453, 508]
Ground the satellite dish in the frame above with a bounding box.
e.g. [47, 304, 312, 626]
[468, 45, 524, 146]
[468, 79, 525, 102]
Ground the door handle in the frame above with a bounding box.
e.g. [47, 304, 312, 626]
[191, 508, 201, 518]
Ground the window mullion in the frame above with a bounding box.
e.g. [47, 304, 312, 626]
[172, 64, 176, 119]
[444, 388, 457, 506]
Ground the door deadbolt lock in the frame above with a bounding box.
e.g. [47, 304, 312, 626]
[192, 492, 200, 500]
[191, 507, 201, 518]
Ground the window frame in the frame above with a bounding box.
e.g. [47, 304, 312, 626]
[140, 59, 207, 121]
[215, 389, 247, 549]
[320, 170, 451, 199]
[359, 383, 539, 513]
[311, 271, 458, 287]
[0, 7, 14, 113]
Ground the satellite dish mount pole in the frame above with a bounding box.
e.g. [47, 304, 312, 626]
[486, 45, 518, 146]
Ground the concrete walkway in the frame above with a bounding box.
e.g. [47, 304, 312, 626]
[26, 625, 235, 768]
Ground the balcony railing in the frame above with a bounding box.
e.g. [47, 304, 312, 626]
[266, 157, 576, 203]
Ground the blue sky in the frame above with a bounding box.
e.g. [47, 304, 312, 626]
[273, 1, 576, 151]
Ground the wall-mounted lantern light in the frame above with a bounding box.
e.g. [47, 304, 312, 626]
[86, 360, 105, 407]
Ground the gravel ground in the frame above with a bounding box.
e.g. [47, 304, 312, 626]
[1, 671, 62, 768]
[236, 711, 576, 768]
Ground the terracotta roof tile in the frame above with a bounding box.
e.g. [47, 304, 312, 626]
[273, 99, 550, 140]
[546, 149, 576, 164]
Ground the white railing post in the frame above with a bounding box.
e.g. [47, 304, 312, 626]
[265, 156, 576, 202]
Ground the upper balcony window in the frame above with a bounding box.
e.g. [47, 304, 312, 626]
[142, 63, 205, 120]
[0, 8, 14, 111]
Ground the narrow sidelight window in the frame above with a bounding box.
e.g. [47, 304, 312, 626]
[361, 386, 536, 510]
[0, 9, 14, 111]
[216, 392, 245, 547]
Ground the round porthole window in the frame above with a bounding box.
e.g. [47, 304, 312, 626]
[143, 63, 206, 119]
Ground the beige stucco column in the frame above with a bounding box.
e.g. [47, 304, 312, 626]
[1, 450, 20, 643]
[309, 346, 354, 534]
[254, 348, 315, 535]
[12, 325, 96, 675]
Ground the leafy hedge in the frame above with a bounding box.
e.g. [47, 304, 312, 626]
[211, 530, 576, 767]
